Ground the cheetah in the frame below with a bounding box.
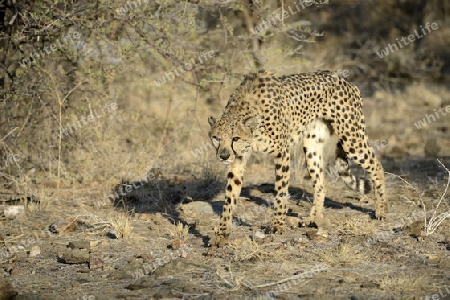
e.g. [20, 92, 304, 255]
[208, 70, 387, 247]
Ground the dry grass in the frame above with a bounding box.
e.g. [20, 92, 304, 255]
[108, 211, 133, 239]
[375, 273, 428, 294]
[168, 221, 189, 239]
[423, 159, 450, 235]
[26, 191, 49, 213]
[231, 236, 280, 263]
[339, 216, 378, 236]
[385, 159, 450, 236]
[319, 243, 368, 267]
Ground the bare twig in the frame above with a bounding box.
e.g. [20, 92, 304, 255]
[386, 159, 450, 236]
[37, 66, 84, 189]
[424, 159, 450, 235]
[0, 128, 18, 143]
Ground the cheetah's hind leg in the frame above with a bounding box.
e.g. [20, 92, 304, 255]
[333, 141, 373, 196]
[302, 119, 331, 228]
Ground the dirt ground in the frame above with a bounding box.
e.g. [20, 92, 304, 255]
[1, 153, 449, 300]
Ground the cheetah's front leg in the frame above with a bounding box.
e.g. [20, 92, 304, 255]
[213, 155, 247, 247]
[270, 150, 290, 234]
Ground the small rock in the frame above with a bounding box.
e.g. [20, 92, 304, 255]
[180, 201, 215, 217]
[106, 230, 118, 239]
[425, 253, 440, 261]
[360, 281, 378, 289]
[290, 237, 305, 244]
[59, 249, 89, 264]
[49, 218, 77, 234]
[128, 257, 144, 264]
[140, 254, 154, 263]
[171, 238, 189, 250]
[253, 231, 272, 244]
[179, 250, 188, 258]
[316, 228, 329, 238]
[68, 240, 90, 250]
[286, 216, 301, 228]
[96, 240, 109, 248]
[4, 205, 24, 219]
[108, 270, 133, 279]
[300, 217, 312, 227]
[89, 256, 104, 270]
[28, 246, 41, 258]
[88, 240, 103, 251]
[305, 230, 327, 242]
[253, 231, 265, 239]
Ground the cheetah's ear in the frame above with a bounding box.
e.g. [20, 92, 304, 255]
[243, 116, 259, 132]
[208, 116, 216, 128]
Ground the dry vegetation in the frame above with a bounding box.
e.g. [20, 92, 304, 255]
[0, 0, 449, 299]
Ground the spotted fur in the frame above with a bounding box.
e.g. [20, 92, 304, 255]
[208, 70, 387, 247]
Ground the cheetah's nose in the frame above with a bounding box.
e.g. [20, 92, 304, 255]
[219, 150, 230, 160]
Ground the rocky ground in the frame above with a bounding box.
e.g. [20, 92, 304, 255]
[1, 156, 449, 300]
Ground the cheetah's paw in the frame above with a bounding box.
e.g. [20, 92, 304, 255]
[375, 203, 388, 220]
[269, 223, 286, 234]
[209, 233, 229, 248]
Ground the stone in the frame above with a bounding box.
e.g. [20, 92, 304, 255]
[4, 205, 24, 219]
[28, 246, 41, 258]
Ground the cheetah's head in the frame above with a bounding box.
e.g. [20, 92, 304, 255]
[208, 115, 258, 164]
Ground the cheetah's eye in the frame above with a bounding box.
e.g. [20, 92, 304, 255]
[211, 136, 220, 147]
[232, 137, 240, 142]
